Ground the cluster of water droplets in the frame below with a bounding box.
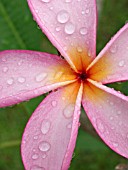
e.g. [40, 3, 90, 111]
[30, 99, 75, 169]
[109, 44, 126, 68]
[33, 0, 94, 57]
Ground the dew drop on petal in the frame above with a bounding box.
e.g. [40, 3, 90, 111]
[57, 10, 69, 24]
[118, 60, 125, 67]
[18, 77, 26, 83]
[65, 0, 72, 2]
[63, 104, 74, 118]
[35, 9, 39, 14]
[41, 120, 51, 135]
[67, 122, 72, 129]
[18, 60, 23, 66]
[0, 85, 3, 91]
[32, 154, 39, 160]
[7, 78, 14, 85]
[96, 119, 105, 133]
[119, 121, 122, 126]
[110, 102, 114, 106]
[31, 165, 45, 170]
[36, 73, 47, 82]
[64, 22, 75, 35]
[33, 135, 39, 140]
[110, 116, 114, 120]
[113, 142, 119, 148]
[85, 8, 90, 14]
[3, 67, 8, 73]
[1, 57, 7, 62]
[56, 26, 61, 32]
[110, 45, 117, 53]
[117, 110, 121, 115]
[81, 10, 85, 15]
[63, 46, 68, 51]
[40, 0, 50, 3]
[79, 27, 87, 35]
[51, 100, 57, 107]
[39, 141, 51, 152]
[77, 47, 83, 53]
[42, 153, 47, 159]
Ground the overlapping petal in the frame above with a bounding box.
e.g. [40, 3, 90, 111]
[27, 0, 97, 72]
[0, 50, 76, 108]
[21, 82, 83, 170]
[87, 24, 128, 84]
[82, 79, 128, 158]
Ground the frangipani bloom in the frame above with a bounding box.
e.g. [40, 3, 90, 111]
[0, 0, 128, 169]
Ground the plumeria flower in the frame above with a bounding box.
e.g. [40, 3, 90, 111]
[0, 0, 128, 170]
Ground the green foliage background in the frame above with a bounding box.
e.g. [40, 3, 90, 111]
[0, 0, 128, 170]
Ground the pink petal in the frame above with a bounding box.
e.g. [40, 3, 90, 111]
[82, 79, 128, 158]
[0, 50, 76, 107]
[27, 0, 97, 72]
[87, 24, 128, 84]
[21, 82, 83, 170]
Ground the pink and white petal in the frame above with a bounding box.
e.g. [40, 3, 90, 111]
[21, 82, 83, 170]
[0, 50, 76, 108]
[27, 0, 97, 72]
[87, 24, 128, 84]
[82, 79, 128, 158]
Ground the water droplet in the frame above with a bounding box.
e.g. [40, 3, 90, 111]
[22, 139, 27, 144]
[42, 153, 47, 159]
[65, 0, 72, 2]
[110, 116, 114, 120]
[110, 102, 114, 106]
[126, 133, 128, 138]
[63, 104, 74, 118]
[118, 60, 125, 67]
[96, 119, 105, 133]
[54, 71, 63, 79]
[39, 141, 51, 152]
[81, 10, 85, 15]
[56, 26, 61, 32]
[85, 8, 90, 14]
[31, 165, 45, 170]
[0, 85, 3, 91]
[67, 122, 72, 129]
[18, 77, 26, 83]
[41, 0, 50, 2]
[110, 45, 117, 53]
[63, 46, 68, 51]
[33, 135, 39, 140]
[119, 121, 122, 126]
[36, 73, 47, 82]
[35, 9, 39, 13]
[51, 100, 57, 107]
[111, 126, 115, 130]
[57, 10, 69, 24]
[113, 142, 119, 147]
[117, 110, 121, 115]
[50, 6, 53, 10]
[33, 148, 36, 152]
[3, 67, 8, 73]
[18, 60, 23, 66]
[32, 154, 39, 160]
[7, 78, 14, 85]
[41, 120, 51, 135]
[79, 27, 87, 35]
[77, 47, 83, 53]
[64, 22, 75, 35]
[1, 57, 7, 62]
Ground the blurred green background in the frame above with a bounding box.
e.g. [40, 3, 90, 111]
[0, 0, 128, 170]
